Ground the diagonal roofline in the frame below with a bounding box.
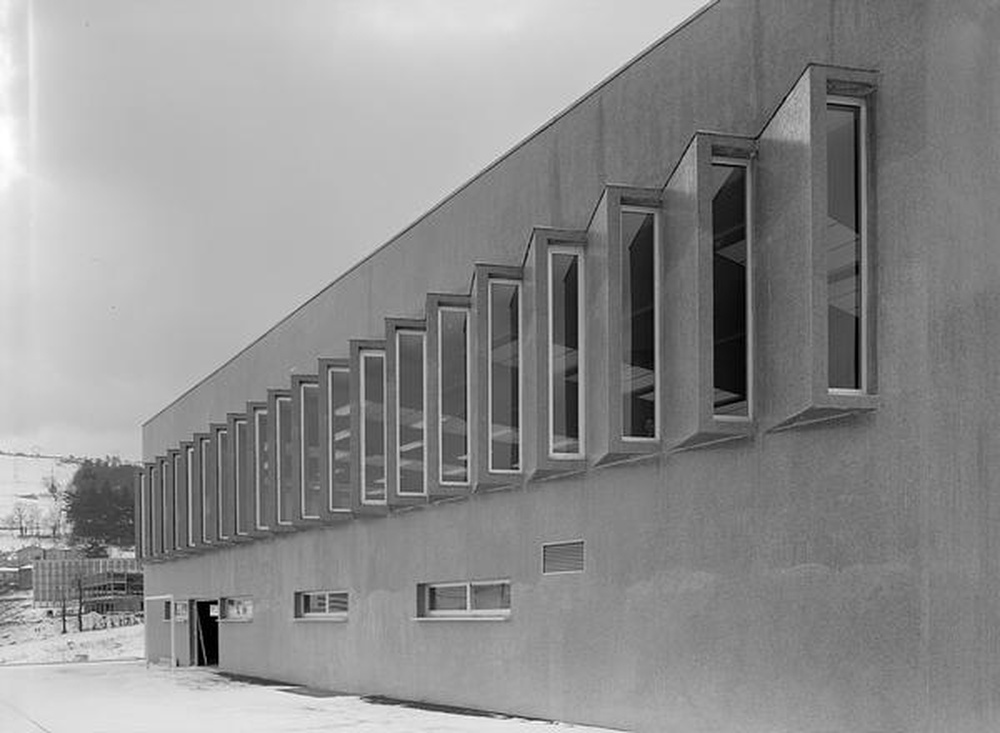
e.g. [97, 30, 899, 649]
[143, 0, 720, 428]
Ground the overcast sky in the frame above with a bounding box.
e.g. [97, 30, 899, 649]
[0, 0, 707, 463]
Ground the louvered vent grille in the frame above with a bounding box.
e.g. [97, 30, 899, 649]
[542, 540, 585, 574]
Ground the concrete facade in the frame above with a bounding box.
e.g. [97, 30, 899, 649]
[139, 2, 1000, 731]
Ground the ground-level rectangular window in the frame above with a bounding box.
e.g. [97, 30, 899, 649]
[419, 580, 511, 618]
[300, 382, 322, 518]
[220, 596, 253, 622]
[438, 307, 470, 485]
[826, 97, 867, 392]
[174, 601, 188, 622]
[326, 366, 351, 512]
[549, 249, 584, 457]
[253, 407, 268, 530]
[276, 396, 293, 524]
[621, 207, 658, 439]
[294, 590, 349, 619]
[360, 350, 386, 504]
[397, 330, 426, 495]
[711, 160, 750, 418]
[542, 539, 585, 574]
[162, 599, 171, 621]
[489, 280, 521, 472]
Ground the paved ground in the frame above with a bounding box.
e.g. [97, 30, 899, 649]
[0, 660, 621, 733]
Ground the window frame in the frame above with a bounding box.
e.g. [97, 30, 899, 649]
[215, 426, 229, 540]
[709, 154, 754, 422]
[436, 305, 472, 487]
[486, 277, 523, 474]
[252, 405, 269, 531]
[825, 94, 869, 397]
[395, 328, 428, 497]
[359, 348, 388, 506]
[419, 579, 511, 620]
[298, 380, 322, 520]
[323, 361, 352, 514]
[294, 589, 349, 621]
[619, 204, 661, 443]
[547, 245, 586, 459]
[199, 436, 210, 543]
[219, 596, 254, 623]
[274, 394, 294, 526]
[541, 538, 586, 575]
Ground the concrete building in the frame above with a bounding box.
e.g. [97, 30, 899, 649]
[137, 2, 1000, 731]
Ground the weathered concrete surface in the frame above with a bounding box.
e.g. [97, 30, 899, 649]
[144, 1, 1000, 732]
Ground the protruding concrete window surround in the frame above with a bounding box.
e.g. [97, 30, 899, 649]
[171, 449, 186, 552]
[525, 229, 589, 480]
[426, 293, 473, 500]
[350, 340, 389, 514]
[142, 464, 155, 557]
[472, 264, 524, 487]
[183, 443, 195, 548]
[294, 590, 349, 620]
[213, 425, 229, 541]
[272, 393, 295, 527]
[228, 414, 250, 538]
[386, 319, 428, 506]
[756, 64, 878, 431]
[161, 455, 174, 555]
[318, 358, 353, 516]
[662, 133, 756, 451]
[416, 580, 511, 619]
[586, 186, 663, 465]
[195, 433, 213, 545]
[291, 375, 323, 524]
[248, 402, 270, 532]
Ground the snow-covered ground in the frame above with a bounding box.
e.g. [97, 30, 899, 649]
[0, 661, 625, 733]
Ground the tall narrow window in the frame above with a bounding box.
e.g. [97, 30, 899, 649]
[360, 351, 386, 504]
[549, 250, 583, 456]
[199, 438, 209, 542]
[140, 471, 149, 556]
[300, 383, 321, 518]
[438, 308, 469, 484]
[216, 429, 228, 539]
[234, 418, 247, 532]
[253, 407, 268, 530]
[172, 453, 182, 548]
[397, 331, 426, 495]
[621, 208, 658, 439]
[827, 99, 866, 391]
[489, 280, 520, 472]
[327, 367, 351, 512]
[711, 162, 750, 417]
[276, 396, 293, 524]
[185, 446, 194, 547]
[159, 460, 168, 550]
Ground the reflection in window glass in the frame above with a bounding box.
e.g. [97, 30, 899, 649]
[216, 429, 228, 538]
[253, 409, 268, 529]
[621, 210, 657, 438]
[327, 368, 351, 511]
[361, 352, 386, 503]
[489, 281, 520, 471]
[300, 384, 322, 517]
[827, 103, 863, 390]
[397, 332, 425, 495]
[439, 309, 469, 484]
[276, 397, 293, 523]
[427, 584, 467, 612]
[712, 164, 749, 417]
[234, 419, 247, 532]
[471, 582, 511, 611]
[550, 252, 582, 455]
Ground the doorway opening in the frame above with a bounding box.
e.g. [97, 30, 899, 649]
[193, 600, 219, 666]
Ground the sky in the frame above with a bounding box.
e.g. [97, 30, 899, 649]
[0, 0, 708, 464]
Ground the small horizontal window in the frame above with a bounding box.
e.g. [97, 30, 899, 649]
[295, 590, 349, 619]
[418, 580, 510, 618]
[221, 596, 253, 622]
[542, 540, 585, 574]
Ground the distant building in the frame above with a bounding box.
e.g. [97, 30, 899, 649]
[80, 570, 143, 614]
[33, 558, 139, 605]
[11, 545, 82, 567]
[0, 566, 17, 589]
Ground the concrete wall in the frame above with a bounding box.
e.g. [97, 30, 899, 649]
[144, 1, 1000, 731]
